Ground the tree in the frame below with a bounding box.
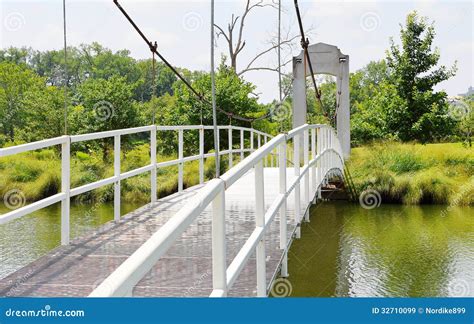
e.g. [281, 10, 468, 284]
[386, 11, 456, 142]
[458, 96, 473, 147]
[174, 62, 264, 151]
[69, 76, 139, 159]
[0, 62, 46, 141]
[214, 0, 300, 77]
[134, 60, 177, 102]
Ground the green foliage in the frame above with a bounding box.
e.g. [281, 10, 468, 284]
[386, 11, 456, 142]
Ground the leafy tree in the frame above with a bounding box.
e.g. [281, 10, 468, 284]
[0, 62, 46, 141]
[174, 62, 264, 151]
[69, 76, 139, 158]
[458, 96, 473, 147]
[134, 60, 177, 102]
[386, 11, 456, 142]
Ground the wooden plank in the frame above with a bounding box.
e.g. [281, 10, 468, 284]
[0, 168, 309, 297]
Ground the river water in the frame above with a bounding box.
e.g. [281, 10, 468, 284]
[287, 202, 473, 297]
[1, 201, 473, 297]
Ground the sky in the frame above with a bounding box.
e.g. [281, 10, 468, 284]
[0, 0, 472, 103]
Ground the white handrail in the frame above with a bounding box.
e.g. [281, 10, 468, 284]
[0, 125, 272, 245]
[90, 124, 345, 297]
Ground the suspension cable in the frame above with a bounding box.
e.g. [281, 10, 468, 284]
[293, 0, 328, 118]
[113, 0, 270, 124]
[62, 0, 68, 135]
[211, 0, 220, 177]
[151, 44, 157, 124]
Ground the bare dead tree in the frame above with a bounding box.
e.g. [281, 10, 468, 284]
[214, 0, 307, 77]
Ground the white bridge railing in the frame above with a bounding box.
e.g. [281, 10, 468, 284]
[89, 124, 344, 297]
[0, 125, 273, 246]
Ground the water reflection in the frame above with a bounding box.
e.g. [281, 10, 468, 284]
[288, 202, 474, 297]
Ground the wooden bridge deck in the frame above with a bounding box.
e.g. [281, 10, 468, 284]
[0, 168, 310, 297]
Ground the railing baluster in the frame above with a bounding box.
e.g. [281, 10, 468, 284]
[293, 134, 301, 238]
[228, 127, 233, 169]
[240, 129, 244, 161]
[317, 128, 321, 199]
[250, 130, 254, 152]
[303, 129, 309, 221]
[178, 129, 183, 192]
[279, 141, 288, 277]
[199, 127, 204, 184]
[114, 135, 121, 222]
[151, 127, 157, 203]
[311, 128, 316, 201]
[211, 185, 227, 297]
[61, 136, 70, 245]
[254, 160, 266, 296]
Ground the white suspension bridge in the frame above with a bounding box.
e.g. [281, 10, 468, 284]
[0, 123, 345, 297]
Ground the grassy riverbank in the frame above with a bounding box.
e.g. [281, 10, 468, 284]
[347, 142, 473, 205]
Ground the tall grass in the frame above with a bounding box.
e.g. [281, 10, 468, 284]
[347, 142, 473, 205]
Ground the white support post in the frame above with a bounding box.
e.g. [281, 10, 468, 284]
[257, 133, 261, 149]
[114, 135, 121, 222]
[311, 128, 316, 200]
[293, 135, 301, 239]
[279, 141, 288, 277]
[61, 137, 70, 245]
[150, 127, 157, 203]
[317, 128, 322, 193]
[228, 127, 233, 169]
[212, 187, 227, 297]
[250, 130, 254, 152]
[199, 127, 204, 184]
[255, 160, 266, 297]
[240, 129, 244, 161]
[303, 129, 309, 221]
[178, 130, 184, 192]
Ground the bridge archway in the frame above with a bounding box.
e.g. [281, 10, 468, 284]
[292, 43, 350, 158]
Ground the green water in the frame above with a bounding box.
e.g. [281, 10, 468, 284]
[0, 201, 143, 279]
[1, 200, 473, 298]
[287, 202, 474, 297]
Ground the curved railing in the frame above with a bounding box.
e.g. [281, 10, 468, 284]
[0, 125, 273, 245]
[90, 124, 345, 297]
